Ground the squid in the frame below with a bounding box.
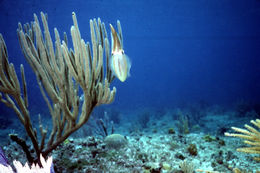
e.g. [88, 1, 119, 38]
[110, 24, 131, 82]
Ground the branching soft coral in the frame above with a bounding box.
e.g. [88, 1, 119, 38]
[225, 119, 260, 161]
[0, 11, 125, 165]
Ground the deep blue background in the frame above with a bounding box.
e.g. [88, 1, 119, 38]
[0, 0, 260, 114]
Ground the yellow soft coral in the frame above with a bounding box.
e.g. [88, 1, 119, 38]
[225, 119, 260, 161]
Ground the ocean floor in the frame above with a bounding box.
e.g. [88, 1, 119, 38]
[1, 106, 259, 172]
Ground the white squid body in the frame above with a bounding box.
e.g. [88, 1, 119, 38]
[110, 24, 131, 82]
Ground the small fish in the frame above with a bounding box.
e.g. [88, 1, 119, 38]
[110, 24, 131, 82]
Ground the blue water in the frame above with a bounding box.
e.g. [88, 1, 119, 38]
[0, 1, 259, 119]
[1, 0, 260, 112]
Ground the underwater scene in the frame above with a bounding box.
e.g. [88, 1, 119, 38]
[0, 0, 260, 172]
